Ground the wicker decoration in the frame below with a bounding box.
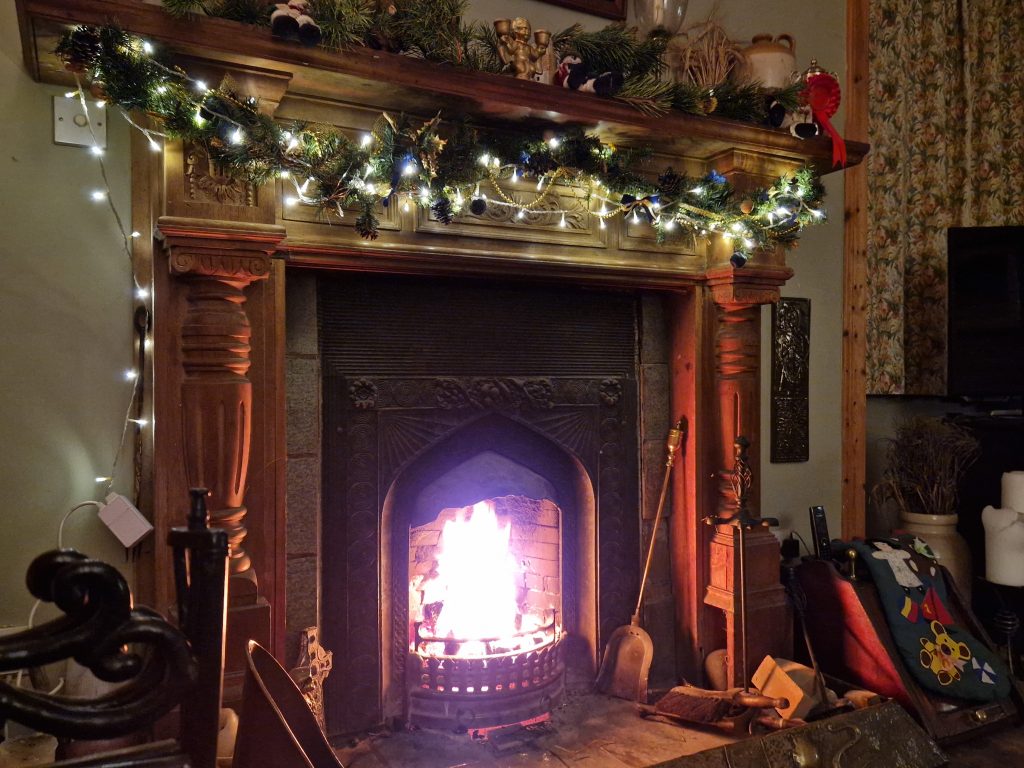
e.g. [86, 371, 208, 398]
[669, 17, 744, 88]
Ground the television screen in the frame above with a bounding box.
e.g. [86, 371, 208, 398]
[947, 227, 1024, 398]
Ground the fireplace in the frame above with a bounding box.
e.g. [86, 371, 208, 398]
[286, 272, 680, 735]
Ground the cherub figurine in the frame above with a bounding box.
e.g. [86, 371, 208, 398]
[494, 17, 550, 80]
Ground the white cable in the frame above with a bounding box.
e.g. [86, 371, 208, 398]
[58, 501, 104, 550]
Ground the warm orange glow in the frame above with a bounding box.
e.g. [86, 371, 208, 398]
[411, 499, 558, 658]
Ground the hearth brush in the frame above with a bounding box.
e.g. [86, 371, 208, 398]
[596, 416, 687, 703]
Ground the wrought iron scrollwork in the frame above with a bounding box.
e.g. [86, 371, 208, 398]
[0, 550, 197, 740]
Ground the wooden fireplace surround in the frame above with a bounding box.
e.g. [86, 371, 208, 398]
[17, 0, 866, 706]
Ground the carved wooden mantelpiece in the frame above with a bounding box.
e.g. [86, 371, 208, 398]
[16, 0, 866, 693]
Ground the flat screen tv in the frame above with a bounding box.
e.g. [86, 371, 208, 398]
[947, 227, 1024, 398]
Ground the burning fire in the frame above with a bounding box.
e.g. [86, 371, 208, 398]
[411, 499, 558, 659]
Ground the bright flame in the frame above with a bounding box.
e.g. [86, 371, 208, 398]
[412, 499, 558, 659]
[423, 501, 520, 647]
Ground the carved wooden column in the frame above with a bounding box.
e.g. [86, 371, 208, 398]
[156, 217, 286, 699]
[702, 254, 793, 687]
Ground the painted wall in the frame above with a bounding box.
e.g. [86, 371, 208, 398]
[0, 1, 136, 627]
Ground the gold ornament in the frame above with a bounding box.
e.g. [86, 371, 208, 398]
[740, 199, 754, 214]
[494, 17, 549, 80]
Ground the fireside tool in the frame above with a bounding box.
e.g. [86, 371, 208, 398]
[596, 417, 687, 703]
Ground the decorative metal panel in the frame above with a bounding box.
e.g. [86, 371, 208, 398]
[770, 297, 810, 463]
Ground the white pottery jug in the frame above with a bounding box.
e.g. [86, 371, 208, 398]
[740, 34, 796, 90]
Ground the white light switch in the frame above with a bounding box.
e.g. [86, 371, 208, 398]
[53, 95, 106, 149]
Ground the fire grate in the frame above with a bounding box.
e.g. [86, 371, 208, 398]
[408, 635, 565, 731]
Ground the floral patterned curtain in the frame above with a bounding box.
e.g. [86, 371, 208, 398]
[866, 0, 1024, 394]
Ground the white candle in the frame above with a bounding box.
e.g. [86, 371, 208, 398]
[1002, 471, 1024, 513]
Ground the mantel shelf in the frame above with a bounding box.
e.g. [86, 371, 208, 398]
[18, 0, 867, 173]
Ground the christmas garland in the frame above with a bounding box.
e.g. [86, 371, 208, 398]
[57, 25, 826, 258]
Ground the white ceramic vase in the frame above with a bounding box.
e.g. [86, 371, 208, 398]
[898, 511, 972, 604]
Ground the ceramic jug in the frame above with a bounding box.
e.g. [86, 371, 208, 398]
[740, 34, 796, 90]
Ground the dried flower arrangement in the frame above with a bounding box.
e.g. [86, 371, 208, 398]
[873, 417, 981, 517]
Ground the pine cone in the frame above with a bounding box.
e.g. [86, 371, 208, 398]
[58, 26, 102, 73]
[430, 197, 454, 224]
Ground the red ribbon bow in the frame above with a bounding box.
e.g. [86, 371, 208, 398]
[803, 73, 846, 168]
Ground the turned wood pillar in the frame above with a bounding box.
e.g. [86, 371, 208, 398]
[155, 217, 286, 699]
[701, 258, 793, 687]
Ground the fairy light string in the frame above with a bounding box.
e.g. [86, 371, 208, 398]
[57, 24, 828, 263]
[66, 75, 150, 500]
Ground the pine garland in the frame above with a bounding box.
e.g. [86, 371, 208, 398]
[58, 24, 828, 254]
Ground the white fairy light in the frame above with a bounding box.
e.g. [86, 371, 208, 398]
[142, 41, 154, 54]
[599, 218, 606, 230]
[455, 189, 464, 206]
[690, 186, 704, 195]
[665, 218, 676, 231]
[90, 145, 103, 156]
[194, 108, 205, 126]
[94, 100, 105, 109]
[559, 213, 567, 228]
[517, 209, 525, 219]
[775, 207, 790, 217]
[130, 231, 141, 238]
[64, 91, 76, 99]
[123, 369, 138, 382]
[744, 238, 755, 249]
[811, 209, 824, 218]
[195, 80, 208, 92]
[135, 287, 149, 300]
[547, 137, 560, 149]
[402, 199, 410, 213]
[730, 222, 743, 233]
[279, 170, 290, 178]
[284, 195, 299, 206]
[420, 187, 431, 203]
[156, 85, 167, 94]
[148, 137, 161, 152]
[230, 128, 244, 144]
[631, 210, 640, 224]
[403, 161, 416, 176]
[90, 190, 106, 201]
[537, 176, 545, 191]
[95, 476, 112, 484]
[479, 153, 491, 166]
[360, 133, 373, 148]
[129, 418, 149, 428]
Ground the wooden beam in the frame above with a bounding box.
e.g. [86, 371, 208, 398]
[842, 0, 870, 539]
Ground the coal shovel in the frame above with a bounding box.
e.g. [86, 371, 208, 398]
[595, 416, 687, 703]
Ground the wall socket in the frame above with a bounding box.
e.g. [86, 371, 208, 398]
[53, 95, 106, 149]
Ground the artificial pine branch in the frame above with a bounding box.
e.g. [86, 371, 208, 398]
[710, 81, 768, 123]
[771, 82, 803, 113]
[310, 0, 374, 48]
[162, 0, 271, 24]
[670, 81, 708, 115]
[615, 74, 676, 117]
[555, 24, 641, 78]
[162, 0, 209, 17]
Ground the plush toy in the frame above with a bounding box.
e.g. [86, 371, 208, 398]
[553, 55, 624, 97]
[271, 1, 322, 47]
